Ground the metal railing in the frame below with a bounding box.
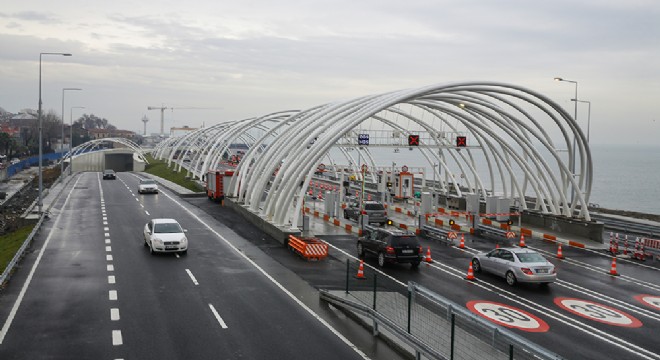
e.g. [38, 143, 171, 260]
[322, 260, 563, 360]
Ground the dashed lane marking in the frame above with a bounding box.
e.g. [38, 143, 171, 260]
[209, 304, 228, 329]
[105, 239, 111, 244]
[185, 269, 199, 285]
[110, 308, 120, 321]
[108, 276, 115, 284]
[112, 330, 123, 346]
[106, 255, 113, 261]
[107, 264, 114, 272]
[105, 246, 112, 252]
[109, 290, 117, 301]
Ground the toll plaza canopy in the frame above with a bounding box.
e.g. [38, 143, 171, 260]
[153, 82, 593, 228]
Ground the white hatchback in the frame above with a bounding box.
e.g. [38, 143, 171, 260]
[143, 219, 188, 255]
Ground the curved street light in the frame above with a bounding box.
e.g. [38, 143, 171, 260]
[38, 52, 72, 213]
[69, 106, 85, 175]
[61, 88, 82, 175]
[554, 76, 579, 205]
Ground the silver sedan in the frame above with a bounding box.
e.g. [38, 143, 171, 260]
[471, 247, 556, 286]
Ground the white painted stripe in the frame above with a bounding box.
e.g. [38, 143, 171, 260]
[185, 269, 199, 285]
[140, 204, 144, 208]
[110, 308, 120, 321]
[112, 330, 123, 345]
[0, 177, 85, 344]
[104, 227, 109, 231]
[104, 232, 110, 237]
[107, 264, 114, 272]
[209, 304, 228, 329]
[103, 217, 107, 221]
[159, 191, 369, 359]
[135, 198, 139, 202]
[145, 211, 150, 216]
[109, 290, 117, 301]
[105, 239, 111, 244]
[108, 275, 115, 284]
[105, 246, 112, 252]
[106, 255, 113, 261]
[103, 221, 108, 225]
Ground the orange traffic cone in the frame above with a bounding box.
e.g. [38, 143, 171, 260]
[425, 248, 433, 263]
[609, 257, 619, 276]
[557, 244, 565, 259]
[519, 234, 527, 248]
[356, 260, 366, 279]
[466, 261, 476, 281]
[459, 234, 465, 249]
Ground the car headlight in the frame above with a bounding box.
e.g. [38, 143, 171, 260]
[152, 238, 163, 245]
[180, 237, 188, 244]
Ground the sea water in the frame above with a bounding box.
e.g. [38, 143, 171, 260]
[340, 144, 660, 215]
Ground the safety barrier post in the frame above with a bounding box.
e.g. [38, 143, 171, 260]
[407, 288, 412, 333]
[372, 273, 377, 311]
[450, 313, 456, 360]
[345, 259, 350, 294]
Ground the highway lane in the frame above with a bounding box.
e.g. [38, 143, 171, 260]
[310, 223, 660, 360]
[0, 173, 374, 360]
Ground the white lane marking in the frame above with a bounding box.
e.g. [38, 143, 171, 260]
[103, 216, 107, 221]
[107, 264, 114, 272]
[104, 227, 109, 231]
[160, 191, 369, 359]
[104, 232, 110, 237]
[108, 275, 116, 284]
[106, 255, 113, 261]
[0, 176, 83, 345]
[103, 221, 108, 225]
[135, 198, 139, 202]
[109, 290, 118, 301]
[175, 253, 180, 259]
[105, 239, 111, 244]
[105, 246, 112, 252]
[110, 308, 120, 321]
[209, 304, 228, 329]
[140, 204, 145, 208]
[145, 211, 150, 216]
[112, 330, 123, 345]
[185, 269, 199, 285]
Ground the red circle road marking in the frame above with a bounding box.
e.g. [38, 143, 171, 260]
[466, 300, 549, 332]
[634, 295, 660, 311]
[554, 297, 642, 328]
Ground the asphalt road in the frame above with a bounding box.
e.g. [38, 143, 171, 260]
[0, 172, 402, 360]
[306, 210, 660, 360]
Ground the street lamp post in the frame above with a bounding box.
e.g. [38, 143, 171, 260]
[38, 52, 72, 214]
[61, 88, 82, 175]
[69, 106, 85, 175]
[554, 77, 578, 206]
[571, 99, 591, 143]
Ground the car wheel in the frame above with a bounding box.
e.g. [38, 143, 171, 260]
[377, 252, 386, 267]
[149, 242, 155, 255]
[506, 271, 517, 286]
[357, 242, 365, 258]
[472, 259, 481, 273]
[411, 261, 420, 269]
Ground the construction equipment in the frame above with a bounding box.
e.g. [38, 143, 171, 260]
[147, 105, 220, 136]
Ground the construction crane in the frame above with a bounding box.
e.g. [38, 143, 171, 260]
[147, 106, 220, 136]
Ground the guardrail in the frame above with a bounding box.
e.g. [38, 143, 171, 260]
[421, 225, 455, 245]
[476, 223, 512, 241]
[0, 213, 47, 288]
[328, 260, 562, 360]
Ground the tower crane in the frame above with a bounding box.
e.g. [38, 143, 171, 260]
[147, 105, 220, 136]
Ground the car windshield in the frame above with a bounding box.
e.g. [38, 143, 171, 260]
[365, 203, 385, 211]
[154, 223, 183, 233]
[390, 236, 418, 247]
[141, 179, 156, 185]
[516, 252, 546, 263]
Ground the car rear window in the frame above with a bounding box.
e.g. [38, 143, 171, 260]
[390, 235, 419, 247]
[365, 203, 385, 211]
[141, 180, 156, 184]
[516, 253, 546, 263]
[154, 223, 182, 233]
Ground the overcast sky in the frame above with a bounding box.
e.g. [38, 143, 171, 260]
[0, 0, 658, 145]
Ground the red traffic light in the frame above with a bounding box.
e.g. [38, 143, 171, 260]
[408, 134, 420, 146]
[456, 136, 467, 147]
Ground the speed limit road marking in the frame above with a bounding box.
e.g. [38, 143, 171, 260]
[466, 301, 549, 332]
[634, 295, 660, 311]
[554, 297, 642, 328]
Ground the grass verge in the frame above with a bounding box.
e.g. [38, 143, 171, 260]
[144, 155, 202, 192]
[0, 225, 36, 274]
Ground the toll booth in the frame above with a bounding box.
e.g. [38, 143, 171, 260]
[394, 171, 414, 199]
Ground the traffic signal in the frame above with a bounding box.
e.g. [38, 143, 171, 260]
[456, 136, 467, 147]
[408, 134, 420, 146]
[449, 219, 455, 226]
[386, 181, 392, 187]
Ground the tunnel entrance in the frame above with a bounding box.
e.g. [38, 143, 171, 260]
[105, 153, 134, 172]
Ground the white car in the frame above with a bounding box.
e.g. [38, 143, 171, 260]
[471, 247, 556, 286]
[138, 179, 159, 194]
[143, 219, 188, 255]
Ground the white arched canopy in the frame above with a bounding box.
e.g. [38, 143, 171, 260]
[154, 82, 593, 228]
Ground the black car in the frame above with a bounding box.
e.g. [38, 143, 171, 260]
[102, 169, 116, 180]
[357, 227, 423, 268]
[344, 200, 388, 225]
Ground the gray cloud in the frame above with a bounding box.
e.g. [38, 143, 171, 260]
[0, 11, 61, 25]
